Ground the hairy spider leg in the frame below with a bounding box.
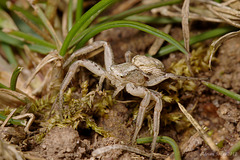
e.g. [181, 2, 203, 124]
[53, 59, 106, 111]
[145, 72, 204, 87]
[124, 50, 134, 63]
[150, 90, 163, 160]
[126, 83, 163, 160]
[63, 41, 114, 71]
[132, 89, 151, 142]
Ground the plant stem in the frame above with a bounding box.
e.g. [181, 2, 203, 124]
[137, 136, 181, 160]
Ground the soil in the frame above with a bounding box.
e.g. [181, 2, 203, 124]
[1, 4, 240, 160]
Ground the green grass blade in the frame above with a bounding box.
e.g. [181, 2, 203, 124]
[0, 30, 53, 54]
[125, 15, 181, 24]
[202, 81, 240, 101]
[1, 43, 18, 67]
[101, 0, 182, 22]
[28, 44, 53, 54]
[10, 67, 22, 91]
[68, 0, 73, 31]
[59, 0, 119, 56]
[0, 30, 24, 48]
[8, 30, 56, 49]
[0, 113, 26, 126]
[70, 16, 179, 47]
[76, 0, 84, 21]
[8, 3, 42, 25]
[155, 26, 236, 57]
[72, 13, 179, 46]
[137, 136, 181, 160]
[76, 20, 188, 55]
[69, 25, 90, 47]
[30, 4, 62, 50]
[0, 83, 9, 89]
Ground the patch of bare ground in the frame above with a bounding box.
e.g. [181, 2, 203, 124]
[184, 36, 240, 160]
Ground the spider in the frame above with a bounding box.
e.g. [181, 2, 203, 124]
[53, 41, 201, 158]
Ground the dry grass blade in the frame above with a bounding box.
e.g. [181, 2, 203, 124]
[28, 0, 62, 50]
[212, 6, 240, 19]
[198, 0, 240, 26]
[207, 5, 240, 28]
[151, 0, 240, 24]
[31, 66, 53, 95]
[25, 51, 61, 87]
[92, 144, 166, 159]
[222, 0, 238, 6]
[181, 0, 193, 76]
[92, 144, 150, 157]
[198, 0, 240, 17]
[111, 0, 141, 15]
[0, 139, 24, 160]
[208, 30, 240, 68]
[148, 24, 171, 56]
[62, 5, 68, 38]
[180, 132, 203, 154]
[177, 102, 220, 153]
[13, 11, 53, 43]
[1, 108, 16, 128]
[152, 5, 222, 23]
[181, 0, 190, 52]
[0, 89, 29, 108]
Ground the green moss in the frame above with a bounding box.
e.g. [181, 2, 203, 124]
[31, 81, 113, 137]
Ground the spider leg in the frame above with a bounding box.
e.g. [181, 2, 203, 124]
[132, 90, 151, 143]
[145, 72, 205, 87]
[126, 83, 163, 160]
[150, 90, 163, 160]
[166, 73, 206, 81]
[124, 51, 134, 63]
[112, 85, 125, 97]
[125, 83, 151, 142]
[63, 41, 114, 71]
[98, 75, 106, 91]
[53, 59, 106, 111]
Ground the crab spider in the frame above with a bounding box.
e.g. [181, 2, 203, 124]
[53, 41, 202, 159]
